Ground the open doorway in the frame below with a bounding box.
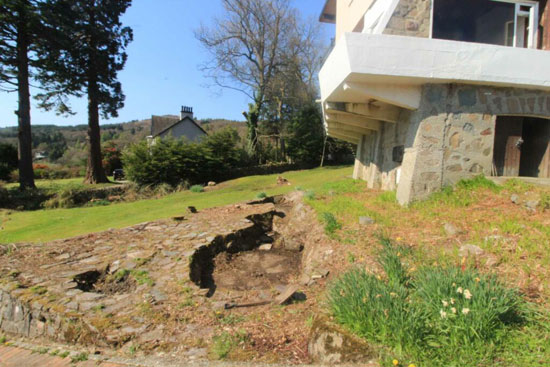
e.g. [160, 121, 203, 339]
[493, 116, 550, 177]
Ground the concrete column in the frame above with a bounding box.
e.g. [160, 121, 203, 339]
[353, 135, 366, 179]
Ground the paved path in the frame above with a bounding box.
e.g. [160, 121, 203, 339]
[0, 345, 127, 367]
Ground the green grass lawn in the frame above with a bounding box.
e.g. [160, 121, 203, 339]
[0, 166, 352, 243]
[5, 177, 118, 190]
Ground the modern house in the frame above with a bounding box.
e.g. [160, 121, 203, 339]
[149, 106, 207, 142]
[319, 0, 550, 205]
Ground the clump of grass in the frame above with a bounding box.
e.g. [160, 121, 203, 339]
[30, 285, 47, 295]
[209, 331, 242, 360]
[131, 270, 154, 286]
[0, 335, 6, 343]
[295, 186, 304, 191]
[456, 175, 500, 192]
[70, 352, 88, 362]
[190, 185, 204, 193]
[256, 192, 267, 199]
[321, 212, 341, 235]
[58, 351, 70, 358]
[113, 269, 130, 281]
[217, 313, 245, 325]
[304, 190, 316, 200]
[539, 192, 550, 210]
[503, 178, 533, 193]
[417, 175, 501, 209]
[328, 238, 529, 367]
[375, 191, 397, 204]
[321, 180, 363, 195]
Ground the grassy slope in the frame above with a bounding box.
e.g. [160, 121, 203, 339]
[4, 177, 117, 189]
[0, 166, 352, 243]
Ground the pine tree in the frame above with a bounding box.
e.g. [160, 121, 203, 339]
[0, 0, 40, 189]
[37, 0, 133, 183]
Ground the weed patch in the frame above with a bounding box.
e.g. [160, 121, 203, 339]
[209, 331, 248, 360]
[131, 270, 154, 286]
[190, 185, 204, 193]
[321, 212, 341, 236]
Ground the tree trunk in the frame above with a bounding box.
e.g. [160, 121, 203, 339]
[84, 76, 108, 184]
[84, 6, 108, 185]
[16, 2, 35, 190]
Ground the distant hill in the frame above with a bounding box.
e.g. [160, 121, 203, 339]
[0, 117, 246, 164]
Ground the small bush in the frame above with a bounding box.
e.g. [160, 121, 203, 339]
[190, 185, 204, 193]
[328, 238, 529, 367]
[321, 212, 341, 235]
[256, 192, 267, 199]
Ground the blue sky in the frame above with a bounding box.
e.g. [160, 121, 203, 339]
[0, 0, 333, 128]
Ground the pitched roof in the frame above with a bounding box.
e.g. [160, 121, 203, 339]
[153, 116, 208, 138]
[151, 115, 180, 136]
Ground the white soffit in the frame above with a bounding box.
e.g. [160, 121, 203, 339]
[319, 33, 550, 104]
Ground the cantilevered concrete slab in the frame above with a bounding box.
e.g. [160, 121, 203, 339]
[320, 33, 550, 108]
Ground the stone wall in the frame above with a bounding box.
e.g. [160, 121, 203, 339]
[383, 0, 432, 38]
[396, 84, 550, 204]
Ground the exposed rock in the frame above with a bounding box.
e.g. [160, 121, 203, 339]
[258, 244, 273, 251]
[308, 315, 376, 364]
[207, 181, 216, 187]
[277, 176, 290, 185]
[459, 244, 484, 257]
[312, 269, 330, 279]
[510, 194, 521, 204]
[151, 288, 167, 303]
[443, 222, 461, 236]
[275, 284, 299, 305]
[525, 200, 540, 212]
[359, 216, 375, 225]
[281, 238, 304, 252]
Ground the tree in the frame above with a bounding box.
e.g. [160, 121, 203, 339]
[0, 0, 40, 189]
[196, 0, 295, 156]
[36, 0, 133, 183]
[286, 103, 325, 164]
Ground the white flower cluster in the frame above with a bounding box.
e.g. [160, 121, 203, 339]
[439, 287, 472, 318]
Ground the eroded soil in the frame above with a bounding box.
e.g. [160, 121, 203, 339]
[0, 192, 336, 364]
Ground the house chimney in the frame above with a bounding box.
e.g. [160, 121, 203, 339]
[180, 106, 193, 120]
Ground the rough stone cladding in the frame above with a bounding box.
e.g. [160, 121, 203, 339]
[396, 84, 550, 204]
[383, 0, 432, 37]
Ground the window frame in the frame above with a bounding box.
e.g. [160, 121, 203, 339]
[430, 0, 539, 49]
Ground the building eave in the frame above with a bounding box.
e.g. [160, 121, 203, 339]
[319, 0, 336, 24]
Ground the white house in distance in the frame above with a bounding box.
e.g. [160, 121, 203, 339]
[149, 106, 207, 142]
[319, 0, 550, 205]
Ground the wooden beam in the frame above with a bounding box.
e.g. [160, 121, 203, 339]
[326, 102, 400, 123]
[325, 113, 381, 131]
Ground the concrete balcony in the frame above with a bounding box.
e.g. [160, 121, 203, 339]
[320, 33, 550, 141]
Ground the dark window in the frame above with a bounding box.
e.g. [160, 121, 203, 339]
[433, 0, 515, 46]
